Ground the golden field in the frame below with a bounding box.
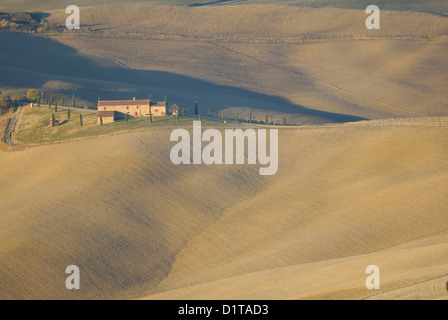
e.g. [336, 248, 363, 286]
[0, 2, 447, 299]
[1, 120, 448, 299]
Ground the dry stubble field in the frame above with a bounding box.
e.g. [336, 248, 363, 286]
[0, 2, 447, 299]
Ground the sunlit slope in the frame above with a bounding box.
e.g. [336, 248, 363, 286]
[258, 0, 448, 17]
[0, 128, 265, 299]
[46, 5, 448, 39]
[1, 119, 447, 299]
[147, 233, 448, 300]
[0, 0, 197, 12]
[145, 120, 448, 299]
[1, 0, 447, 16]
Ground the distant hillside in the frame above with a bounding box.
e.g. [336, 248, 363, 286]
[261, 0, 448, 17]
[0, 0, 447, 16]
[1, 5, 447, 124]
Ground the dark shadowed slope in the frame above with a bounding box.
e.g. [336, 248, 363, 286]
[0, 32, 366, 124]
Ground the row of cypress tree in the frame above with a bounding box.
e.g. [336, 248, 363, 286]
[221, 110, 287, 125]
[39, 93, 76, 109]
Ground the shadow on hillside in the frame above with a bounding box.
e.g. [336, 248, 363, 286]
[188, 0, 248, 7]
[0, 32, 367, 124]
[289, 0, 448, 17]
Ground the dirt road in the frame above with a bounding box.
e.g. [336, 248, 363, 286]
[4, 106, 23, 146]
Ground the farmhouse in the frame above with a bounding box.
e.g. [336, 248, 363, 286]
[97, 97, 167, 122]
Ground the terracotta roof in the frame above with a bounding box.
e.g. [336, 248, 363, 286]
[97, 111, 116, 118]
[98, 100, 150, 107]
[152, 102, 167, 107]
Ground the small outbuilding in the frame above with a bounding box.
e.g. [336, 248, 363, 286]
[97, 110, 116, 124]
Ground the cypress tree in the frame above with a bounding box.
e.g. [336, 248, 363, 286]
[249, 112, 252, 124]
[37, 96, 40, 108]
[67, 108, 71, 119]
[79, 113, 83, 126]
[195, 100, 198, 115]
[283, 117, 286, 126]
[72, 94, 75, 109]
[54, 103, 58, 113]
[150, 114, 153, 124]
[100, 115, 103, 126]
[265, 114, 268, 125]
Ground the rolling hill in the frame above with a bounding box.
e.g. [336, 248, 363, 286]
[1, 119, 447, 299]
[0, 1, 447, 300]
[1, 5, 447, 124]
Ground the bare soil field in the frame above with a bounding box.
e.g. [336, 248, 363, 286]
[0, 2, 447, 300]
[1, 119, 447, 299]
